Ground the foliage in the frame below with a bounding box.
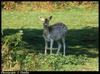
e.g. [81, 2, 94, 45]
[2, 33, 89, 71]
[34, 54, 88, 71]
[1, 1, 98, 11]
[2, 30, 28, 71]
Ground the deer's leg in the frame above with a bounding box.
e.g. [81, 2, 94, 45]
[45, 40, 48, 55]
[62, 37, 66, 56]
[57, 40, 62, 55]
[50, 39, 54, 55]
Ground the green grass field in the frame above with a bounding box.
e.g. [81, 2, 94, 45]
[2, 8, 99, 71]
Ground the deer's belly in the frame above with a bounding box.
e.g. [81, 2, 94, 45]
[43, 34, 61, 41]
[50, 31, 64, 40]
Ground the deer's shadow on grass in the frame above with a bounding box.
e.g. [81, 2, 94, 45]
[2, 26, 98, 58]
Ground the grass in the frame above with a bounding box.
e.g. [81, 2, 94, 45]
[2, 8, 99, 71]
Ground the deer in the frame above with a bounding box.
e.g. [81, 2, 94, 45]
[39, 16, 68, 56]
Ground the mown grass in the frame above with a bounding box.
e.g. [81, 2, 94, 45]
[2, 8, 99, 71]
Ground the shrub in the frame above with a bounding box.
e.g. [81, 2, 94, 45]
[2, 30, 28, 71]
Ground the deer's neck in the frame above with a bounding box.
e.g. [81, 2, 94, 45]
[43, 25, 49, 31]
[43, 26, 50, 36]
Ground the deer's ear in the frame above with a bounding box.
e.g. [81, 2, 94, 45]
[48, 16, 52, 21]
[39, 17, 45, 22]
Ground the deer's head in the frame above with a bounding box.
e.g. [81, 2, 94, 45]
[39, 16, 52, 28]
